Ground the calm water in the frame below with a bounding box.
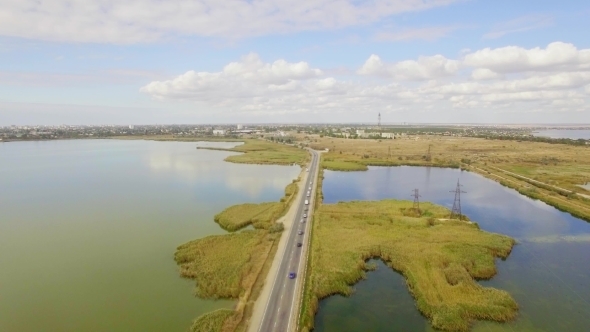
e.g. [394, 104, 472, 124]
[533, 129, 590, 140]
[0, 139, 300, 332]
[317, 166, 590, 332]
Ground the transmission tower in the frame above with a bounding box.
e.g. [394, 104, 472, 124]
[411, 189, 421, 215]
[450, 179, 466, 220]
[425, 144, 432, 162]
[378, 113, 381, 134]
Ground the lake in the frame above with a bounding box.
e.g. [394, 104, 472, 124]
[0, 139, 300, 332]
[532, 129, 590, 140]
[316, 166, 590, 332]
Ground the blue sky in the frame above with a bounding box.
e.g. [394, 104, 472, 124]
[1, 0, 589, 125]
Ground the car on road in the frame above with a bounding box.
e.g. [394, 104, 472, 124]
[303, 213, 307, 218]
[298, 230, 304, 235]
[301, 219, 305, 223]
[288, 272, 297, 279]
[296, 242, 302, 247]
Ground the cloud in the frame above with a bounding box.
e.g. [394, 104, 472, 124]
[471, 68, 501, 80]
[463, 42, 590, 73]
[484, 14, 553, 39]
[140, 53, 322, 101]
[0, 0, 460, 43]
[141, 42, 589, 120]
[357, 54, 460, 80]
[373, 26, 460, 42]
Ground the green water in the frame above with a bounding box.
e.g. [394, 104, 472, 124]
[0, 139, 300, 332]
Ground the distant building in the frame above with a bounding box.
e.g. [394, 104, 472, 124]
[129, 125, 134, 130]
[213, 129, 226, 136]
[237, 124, 243, 130]
[381, 133, 394, 139]
[356, 129, 365, 135]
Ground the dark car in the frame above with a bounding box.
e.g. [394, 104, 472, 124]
[288, 272, 297, 279]
[298, 230, 304, 235]
[297, 242, 302, 247]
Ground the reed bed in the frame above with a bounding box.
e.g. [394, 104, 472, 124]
[300, 199, 517, 332]
[214, 180, 300, 232]
[190, 309, 234, 332]
[175, 230, 276, 299]
[214, 203, 284, 231]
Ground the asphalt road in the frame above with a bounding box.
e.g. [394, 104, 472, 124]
[257, 149, 319, 332]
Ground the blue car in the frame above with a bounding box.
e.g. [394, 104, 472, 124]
[288, 272, 297, 279]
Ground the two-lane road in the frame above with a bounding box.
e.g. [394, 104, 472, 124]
[257, 149, 319, 332]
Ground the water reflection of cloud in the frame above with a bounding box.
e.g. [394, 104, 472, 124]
[148, 151, 297, 199]
[226, 175, 288, 197]
[522, 234, 590, 243]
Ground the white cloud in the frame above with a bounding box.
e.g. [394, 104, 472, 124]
[484, 14, 554, 39]
[0, 0, 460, 43]
[358, 54, 459, 80]
[463, 42, 590, 73]
[141, 43, 590, 120]
[373, 26, 459, 42]
[471, 68, 501, 80]
[140, 53, 322, 102]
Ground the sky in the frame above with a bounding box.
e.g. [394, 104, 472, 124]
[1, 0, 590, 125]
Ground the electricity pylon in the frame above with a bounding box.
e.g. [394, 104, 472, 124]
[450, 179, 466, 220]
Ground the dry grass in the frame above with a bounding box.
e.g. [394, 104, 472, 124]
[302, 135, 590, 190]
[300, 199, 517, 332]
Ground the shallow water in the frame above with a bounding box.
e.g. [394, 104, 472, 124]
[317, 166, 590, 331]
[532, 129, 590, 140]
[0, 139, 300, 332]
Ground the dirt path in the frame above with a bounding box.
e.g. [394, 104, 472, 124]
[469, 165, 590, 213]
[488, 165, 590, 199]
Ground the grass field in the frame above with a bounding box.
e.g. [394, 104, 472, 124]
[298, 134, 590, 222]
[300, 199, 517, 332]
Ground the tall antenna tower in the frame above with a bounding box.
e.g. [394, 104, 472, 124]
[450, 179, 466, 220]
[411, 189, 421, 215]
[378, 113, 381, 133]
